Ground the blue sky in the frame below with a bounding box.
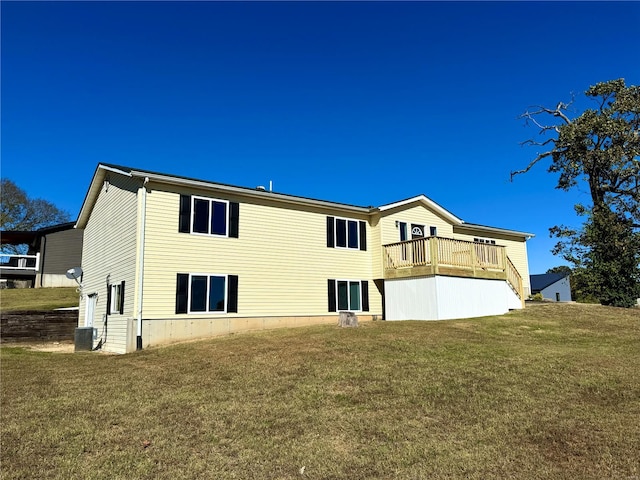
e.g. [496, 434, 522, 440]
[2, 1, 639, 274]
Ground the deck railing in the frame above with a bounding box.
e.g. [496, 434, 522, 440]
[383, 237, 522, 302]
[506, 256, 524, 301]
[0, 253, 40, 271]
[384, 237, 504, 271]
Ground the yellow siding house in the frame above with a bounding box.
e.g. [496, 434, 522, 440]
[76, 164, 533, 354]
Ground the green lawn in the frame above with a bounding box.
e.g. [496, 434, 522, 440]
[1, 303, 639, 479]
[0, 287, 79, 312]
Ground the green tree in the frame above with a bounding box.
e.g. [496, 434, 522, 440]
[513, 79, 640, 307]
[1, 179, 71, 253]
[546, 265, 572, 277]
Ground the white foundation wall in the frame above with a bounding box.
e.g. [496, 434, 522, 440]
[385, 276, 522, 321]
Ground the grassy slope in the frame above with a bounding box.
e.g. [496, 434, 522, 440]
[1, 303, 639, 479]
[0, 287, 79, 312]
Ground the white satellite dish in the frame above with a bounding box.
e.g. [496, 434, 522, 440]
[66, 267, 83, 280]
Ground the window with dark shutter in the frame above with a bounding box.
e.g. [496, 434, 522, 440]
[229, 202, 239, 238]
[227, 275, 238, 313]
[327, 279, 336, 312]
[179, 195, 191, 233]
[328, 216, 363, 250]
[177, 273, 236, 314]
[119, 281, 125, 314]
[327, 217, 335, 248]
[361, 281, 369, 312]
[175, 274, 189, 314]
[106, 285, 112, 315]
[359, 221, 367, 251]
[328, 279, 367, 312]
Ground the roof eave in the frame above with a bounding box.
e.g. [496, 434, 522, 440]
[75, 164, 133, 229]
[455, 223, 535, 240]
[76, 164, 372, 229]
[132, 170, 372, 214]
[378, 195, 463, 224]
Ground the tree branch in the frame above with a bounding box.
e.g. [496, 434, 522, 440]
[520, 138, 556, 148]
[510, 150, 554, 181]
[520, 96, 574, 125]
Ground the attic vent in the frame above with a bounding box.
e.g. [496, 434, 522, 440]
[256, 186, 266, 191]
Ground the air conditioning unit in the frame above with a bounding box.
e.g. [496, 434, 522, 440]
[74, 327, 94, 352]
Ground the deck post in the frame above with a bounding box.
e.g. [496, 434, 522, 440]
[429, 237, 439, 275]
[501, 248, 508, 275]
[470, 243, 477, 276]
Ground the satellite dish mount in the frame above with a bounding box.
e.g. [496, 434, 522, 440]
[66, 267, 84, 298]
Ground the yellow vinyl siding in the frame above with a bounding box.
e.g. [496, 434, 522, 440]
[141, 185, 381, 318]
[380, 203, 455, 246]
[78, 174, 139, 354]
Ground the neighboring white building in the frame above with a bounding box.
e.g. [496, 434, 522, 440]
[530, 273, 572, 302]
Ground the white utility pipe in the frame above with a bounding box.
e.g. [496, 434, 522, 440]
[136, 177, 149, 349]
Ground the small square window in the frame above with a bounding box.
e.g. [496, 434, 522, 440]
[189, 274, 228, 314]
[191, 197, 229, 236]
[331, 217, 361, 250]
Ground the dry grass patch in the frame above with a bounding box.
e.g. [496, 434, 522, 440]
[2, 303, 639, 479]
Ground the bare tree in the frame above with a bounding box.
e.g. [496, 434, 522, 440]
[513, 79, 640, 307]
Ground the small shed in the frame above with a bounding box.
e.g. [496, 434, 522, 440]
[530, 273, 571, 302]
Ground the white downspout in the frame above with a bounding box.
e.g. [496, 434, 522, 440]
[136, 177, 149, 350]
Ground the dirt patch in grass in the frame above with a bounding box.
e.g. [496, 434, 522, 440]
[1, 341, 75, 353]
[2, 303, 639, 479]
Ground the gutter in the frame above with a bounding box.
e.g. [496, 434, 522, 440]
[136, 176, 149, 350]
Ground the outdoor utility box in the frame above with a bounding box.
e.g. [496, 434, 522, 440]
[74, 327, 94, 352]
[338, 311, 358, 328]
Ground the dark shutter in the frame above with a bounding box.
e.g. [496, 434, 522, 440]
[326, 217, 335, 248]
[229, 202, 239, 238]
[327, 279, 336, 312]
[359, 221, 367, 251]
[175, 273, 189, 314]
[361, 281, 369, 312]
[119, 281, 125, 314]
[179, 195, 191, 233]
[227, 275, 238, 313]
[106, 285, 112, 315]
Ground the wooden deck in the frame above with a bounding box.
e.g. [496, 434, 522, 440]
[383, 237, 524, 302]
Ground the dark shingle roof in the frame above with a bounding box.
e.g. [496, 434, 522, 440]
[530, 273, 567, 292]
